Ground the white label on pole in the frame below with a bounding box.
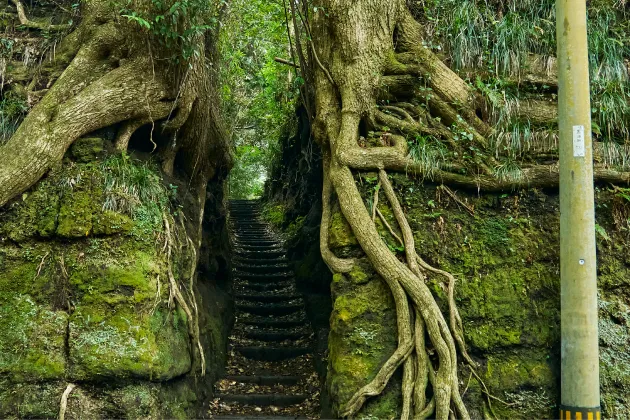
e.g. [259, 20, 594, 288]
[573, 125, 585, 157]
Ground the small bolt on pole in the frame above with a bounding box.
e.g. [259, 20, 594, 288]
[556, 1, 601, 419]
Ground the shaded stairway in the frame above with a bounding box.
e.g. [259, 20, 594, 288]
[209, 200, 320, 419]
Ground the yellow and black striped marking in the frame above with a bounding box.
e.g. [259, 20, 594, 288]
[559, 406, 601, 420]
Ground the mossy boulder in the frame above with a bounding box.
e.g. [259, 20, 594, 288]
[0, 295, 67, 382]
[0, 156, 228, 418]
[69, 305, 191, 381]
[328, 208, 359, 249]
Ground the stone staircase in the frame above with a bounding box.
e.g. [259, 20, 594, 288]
[208, 200, 319, 419]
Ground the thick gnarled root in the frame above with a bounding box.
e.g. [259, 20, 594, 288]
[163, 213, 206, 376]
[333, 167, 470, 420]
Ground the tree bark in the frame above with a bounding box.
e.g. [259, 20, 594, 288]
[0, 0, 230, 207]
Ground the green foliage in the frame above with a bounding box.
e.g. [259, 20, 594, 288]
[407, 134, 447, 178]
[228, 145, 266, 199]
[422, 0, 630, 160]
[424, 0, 556, 73]
[101, 154, 173, 236]
[494, 158, 523, 183]
[0, 91, 28, 144]
[219, 0, 298, 198]
[261, 203, 285, 227]
[118, 0, 224, 62]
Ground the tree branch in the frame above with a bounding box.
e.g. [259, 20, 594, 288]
[274, 57, 299, 68]
[11, 0, 72, 31]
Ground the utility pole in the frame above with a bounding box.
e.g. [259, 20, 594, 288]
[556, 1, 601, 419]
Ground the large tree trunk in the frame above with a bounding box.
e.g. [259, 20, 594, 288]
[0, 0, 231, 208]
[306, 2, 472, 418]
[299, 0, 630, 417]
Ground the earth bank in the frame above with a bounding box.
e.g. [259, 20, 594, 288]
[264, 120, 630, 419]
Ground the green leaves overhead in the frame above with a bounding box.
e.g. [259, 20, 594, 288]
[119, 0, 225, 62]
[219, 0, 298, 198]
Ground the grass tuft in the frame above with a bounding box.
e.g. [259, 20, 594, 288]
[407, 135, 448, 179]
[0, 92, 28, 145]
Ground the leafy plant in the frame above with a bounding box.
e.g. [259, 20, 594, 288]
[119, 0, 222, 62]
[101, 154, 172, 236]
[494, 158, 523, 183]
[0, 92, 28, 145]
[407, 134, 447, 179]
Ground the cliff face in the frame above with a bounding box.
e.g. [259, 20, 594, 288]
[0, 137, 232, 418]
[326, 174, 630, 419]
[265, 119, 630, 418]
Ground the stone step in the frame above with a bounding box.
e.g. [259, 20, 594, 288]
[230, 211, 262, 215]
[234, 251, 287, 260]
[234, 257, 288, 266]
[239, 283, 294, 294]
[235, 244, 284, 251]
[235, 264, 290, 274]
[235, 294, 301, 303]
[233, 231, 269, 236]
[242, 318, 307, 329]
[234, 237, 278, 243]
[223, 375, 301, 386]
[232, 227, 269, 231]
[234, 272, 293, 282]
[235, 346, 312, 361]
[243, 330, 309, 342]
[215, 394, 307, 407]
[234, 239, 282, 246]
[236, 302, 303, 316]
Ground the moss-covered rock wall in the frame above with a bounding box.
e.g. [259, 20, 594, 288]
[0, 137, 231, 418]
[264, 99, 630, 419]
[326, 172, 630, 419]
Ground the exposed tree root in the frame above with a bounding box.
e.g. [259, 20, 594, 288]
[163, 213, 206, 376]
[58, 383, 76, 420]
[115, 119, 150, 152]
[374, 179, 509, 417]
[319, 149, 355, 274]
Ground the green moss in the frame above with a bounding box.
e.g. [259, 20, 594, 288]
[347, 264, 370, 285]
[0, 381, 66, 419]
[70, 137, 106, 163]
[261, 203, 286, 227]
[56, 169, 96, 238]
[0, 181, 60, 241]
[92, 210, 134, 235]
[327, 266, 399, 417]
[286, 215, 305, 239]
[0, 295, 67, 382]
[69, 250, 158, 305]
[69, 304, 190, 381]
[109, 384, 160, 418]
[486, 352, 554, 390]
[329, 210, 358, 248]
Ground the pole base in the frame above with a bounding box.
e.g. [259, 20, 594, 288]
[559, 405, 601, 420]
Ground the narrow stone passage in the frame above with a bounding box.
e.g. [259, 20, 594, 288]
[209, 200, 320, 419]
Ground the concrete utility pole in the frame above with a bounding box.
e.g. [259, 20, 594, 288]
[556, 1, 601, 419]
